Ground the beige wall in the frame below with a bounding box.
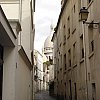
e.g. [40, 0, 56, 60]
[53, 0, 100, 100]
[15, 54, 32, 100]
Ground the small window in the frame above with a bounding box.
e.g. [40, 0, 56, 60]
[91, 40, 94, 52]
[73, 42, 76, 64]
[67, 16, 70, 38]
[64, 54, 66, 70]
[67, 28, 70, 38]
[74, 5, 75, 13]
[74, 83, 77, 100]
[64, 35, 66, 44]
[80, 35, 84, 59]
[92, 83, 96, 100]
[82, 48, 84, 58]
[69, 80, 72, 100]
[60, 54, 62, 67]
[68, 49, 71, 67]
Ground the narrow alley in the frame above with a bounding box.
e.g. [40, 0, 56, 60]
[34, 91, 56, 100]
[1, 0, 100, 100]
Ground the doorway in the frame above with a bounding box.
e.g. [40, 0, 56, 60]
[0, 45, 3, 100]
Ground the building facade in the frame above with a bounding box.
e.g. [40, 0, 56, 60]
[34, 50, 43, 93]
[0, 0, 35, 100]
[42, 54, 49, 90]
[43, 33, 54, 95]
[52, 0, 100, 100]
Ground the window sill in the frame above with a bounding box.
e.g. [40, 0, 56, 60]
[73, 64, 77, 68]
[72, 28, 76, 34]
[67, 35, 70, 39]
[80, 58, 84, 63]
[67, 67, 71, 71]
[88, 52, 94, 59]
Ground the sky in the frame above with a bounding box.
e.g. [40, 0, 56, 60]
[34, 0, 61, 53]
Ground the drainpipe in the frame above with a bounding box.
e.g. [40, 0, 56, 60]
[82, 23, 88, 100]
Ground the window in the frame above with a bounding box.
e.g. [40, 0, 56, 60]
[74, 83, 77, 100]
[88, 27, 94, 53]
[88, 73, 90, 81]
[58, 59, 59, 68]
[91, 40, 94, 51]
[74, 5, 75, 13]
[72, 4, 76, 32]
[64, 35, 66, 44]
[68, 49, 71, 67]
[69, 80, 72, 100]
[60, 54, 62, 68]
[64, 54, 66, 70]
[65, 82, 66, 99]
[80, 35, 84, 59]
[63, 25, 66, 44]
[64, 25, 65, 33]
[67, 16, 70, 38]
[92, 83, 96, 100]
[73, 42, 76, 64]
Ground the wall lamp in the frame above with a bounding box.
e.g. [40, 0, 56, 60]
[80, 7, 100, 30]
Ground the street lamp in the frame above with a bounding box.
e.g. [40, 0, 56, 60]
[80, 7, 100, 30]
[80, 7, 89, 21]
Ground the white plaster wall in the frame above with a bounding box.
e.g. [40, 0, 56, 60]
[34, 50, 44, 91]
[15, 54, 32, 100]
[21, 0, 32, 61]
[2, 46, 17, 100]
[1, 0, 34, 62]
[1, 4, 19, 20]
[0, 1, 34, 100]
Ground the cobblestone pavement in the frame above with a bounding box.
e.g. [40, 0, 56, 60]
[34, 91, 56, 100]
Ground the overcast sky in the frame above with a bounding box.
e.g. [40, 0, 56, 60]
[34, 0, 61, 53]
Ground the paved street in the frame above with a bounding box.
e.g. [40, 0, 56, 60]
[34, 91, 56, 100]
